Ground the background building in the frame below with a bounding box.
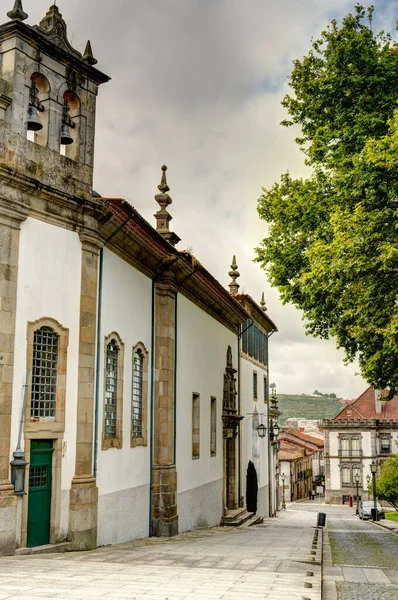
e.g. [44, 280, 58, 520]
[324, 388, 398, 505]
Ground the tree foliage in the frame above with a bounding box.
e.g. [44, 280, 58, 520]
[256, 5, 398, 391]
[374, 446, 398, 510]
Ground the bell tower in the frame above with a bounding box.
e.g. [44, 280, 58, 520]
[0, 2, 110, 192]
[0, 2, 110, 555]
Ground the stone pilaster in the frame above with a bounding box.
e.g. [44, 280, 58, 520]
[0, 208, 26, 555]
[68, 232, 101, 550]
[152, 277, 178, 537]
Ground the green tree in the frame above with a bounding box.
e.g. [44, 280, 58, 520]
[256, 5, 398, 391]
[373, 448, 398, 510]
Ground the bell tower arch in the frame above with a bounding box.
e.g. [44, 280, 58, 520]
[0, 2, 110, 189]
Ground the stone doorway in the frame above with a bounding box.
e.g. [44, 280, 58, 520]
[222, 346, 242, 513]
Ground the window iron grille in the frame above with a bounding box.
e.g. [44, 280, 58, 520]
[30, 327, 59, 418]
[132, 350, 143, 438]
[29, 465, 47, 489]
[105, 340, 118, 439]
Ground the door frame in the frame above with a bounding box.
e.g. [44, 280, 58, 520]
[21, 435, 63, 548]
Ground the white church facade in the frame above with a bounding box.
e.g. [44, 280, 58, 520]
[0, 2, 278, 555]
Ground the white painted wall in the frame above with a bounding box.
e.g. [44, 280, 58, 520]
[240, 353, 269, 514]
[97, 248, 152, 543]
[176, 293, 238, 531]
[11, 217, 81, 537]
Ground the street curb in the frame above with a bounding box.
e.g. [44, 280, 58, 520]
[322, 527, 338, 600]
[368, 519, 398, 536]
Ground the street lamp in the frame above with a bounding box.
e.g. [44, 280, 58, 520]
[370, 462, 377, 521]
[272, 421, 280, 440]
[354, 473, 360, 515]
[257, 423, 267, 439]
[281, 473, 286, 509]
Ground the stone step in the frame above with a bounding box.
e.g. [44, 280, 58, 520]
[222, 510, 256, 527]
[222, 507, 247, 523]
[243, 514, 264, 527]
[15, 542, 72, 555]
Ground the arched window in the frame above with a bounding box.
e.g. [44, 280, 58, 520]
[102, 332, 124, 449]
[60, 90, 81, 161]
[131, 343, 148, 447]
[341, 464, 351, 486]
[352, 464, 361, 483]
[104, 339, 119, 439]
[26, 73, 50, 147]
[132, 350, 144, 438]
[31, 326, 59, 418]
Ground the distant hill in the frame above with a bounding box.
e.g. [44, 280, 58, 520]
[277, 394, 343, 425]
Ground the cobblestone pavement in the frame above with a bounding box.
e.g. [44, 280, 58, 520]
[0, 511, 321, 600]
[288, 502, 398, 600]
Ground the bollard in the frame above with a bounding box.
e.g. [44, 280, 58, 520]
[317, 512, 326, 527]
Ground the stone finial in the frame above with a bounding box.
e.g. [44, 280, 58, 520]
[228, 255, 240, 296]
[7, 0, 28, 21]
[260, 292, 267, 312]
[83, 40, 98, 66]
[154, 165, 181, 247]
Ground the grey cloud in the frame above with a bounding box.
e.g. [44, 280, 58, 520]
[21, 0, 377, 397]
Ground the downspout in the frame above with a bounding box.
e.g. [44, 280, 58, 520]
[237, 319, 254, 509]
[173, 293, 178, 462]
[149, 255, 181, 537]
[93, 202, 135, 479]
[267, 329, 276, 517]
[173, 265, 199, 463]
[237, 329, 241, 507]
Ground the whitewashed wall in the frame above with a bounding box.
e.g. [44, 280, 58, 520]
[11, 217, 81, 539]
[97, 248, 152, 545]
[240, 354, 269, 516]
[176, 293, 238, 532]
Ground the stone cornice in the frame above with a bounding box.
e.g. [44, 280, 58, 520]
[0, 20, 110, 85]
[0, 198, 28, 227]
[234, 294, 278, 333]
[323, 418, 398, 429]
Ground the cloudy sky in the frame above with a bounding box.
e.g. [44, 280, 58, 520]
[18, 0, 397, 398]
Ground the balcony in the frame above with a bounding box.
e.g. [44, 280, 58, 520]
[338, 449, 363, 457]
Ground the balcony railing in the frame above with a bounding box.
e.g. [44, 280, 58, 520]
[338, 449, 363, 457]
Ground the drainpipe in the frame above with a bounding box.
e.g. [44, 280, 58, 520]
[237, 320, 253, 509]
[173, 265, 199, 463]
[173, 294, 178, 462]
[237, 330, 242, 508]
[267, 329, 276, 517]
[93, 201, 135, 478]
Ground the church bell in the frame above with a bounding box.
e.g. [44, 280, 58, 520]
[60, 122, 74, 145]
[26, 105, 43, 131]
[61, 100, 74, 145]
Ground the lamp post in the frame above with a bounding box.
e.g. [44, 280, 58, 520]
[370, 462, 377, 521]
[355, 473, 360, 515]
[366, 474, 371, 500]
[281, 473, 286, 509]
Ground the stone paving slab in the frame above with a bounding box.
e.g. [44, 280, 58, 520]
[0, 511, 321, 600]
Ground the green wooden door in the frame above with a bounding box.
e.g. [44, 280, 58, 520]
[27, 440, 53, 547]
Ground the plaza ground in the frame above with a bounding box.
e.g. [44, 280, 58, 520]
[0, 502, 397, 599]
